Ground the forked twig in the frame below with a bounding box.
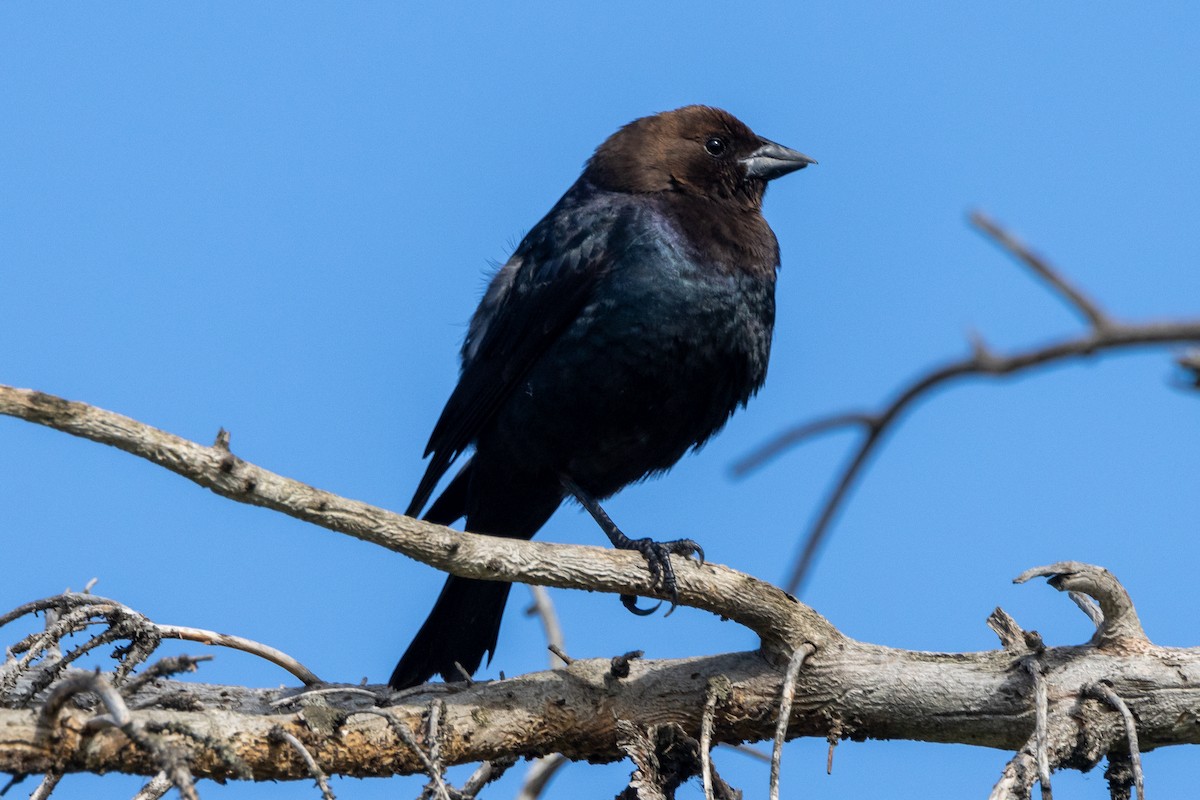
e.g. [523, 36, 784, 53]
[735, 212, 1200, 594]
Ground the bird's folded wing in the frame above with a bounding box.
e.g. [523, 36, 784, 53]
[405, 200, 632, 518]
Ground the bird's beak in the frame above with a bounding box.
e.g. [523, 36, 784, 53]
[740, 139, 816, 181]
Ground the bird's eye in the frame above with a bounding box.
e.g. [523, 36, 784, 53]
[704, 136, 728, 157]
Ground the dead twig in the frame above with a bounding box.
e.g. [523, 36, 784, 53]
[269, 727, 336, 800]
[1087, 683, 1144, 800]
[969, 210, 1112, 330]
[0, 593, 320, 689]
[526, 586, 567, 669]
[37, 671, 200, 800]
[700, 676, 732, 800]
[351, 709, 452, 800]
[155, 624, 320, 685]
[270, 685, 381, 709]
[514, 754, 568, 800]
[28, 773, 60, 800]
[989, 751, 1039, 800]
[1024, 656, 1052, 798]
[769, 643, 815, 800]
[1015, 562, 1147, 646]
[734, 212, 1200, 594]
[130, 771, 173, 800]
[456, 756, 517, 799]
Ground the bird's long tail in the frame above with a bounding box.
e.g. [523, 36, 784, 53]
[390, 460, 560, 689]
[389, 573, 513, 689]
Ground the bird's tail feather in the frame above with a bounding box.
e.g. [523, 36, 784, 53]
[389, 575, 512, 689]
[391, 458, 562, 689]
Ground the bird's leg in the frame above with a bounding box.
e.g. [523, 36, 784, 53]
[561, 477, 705, 616]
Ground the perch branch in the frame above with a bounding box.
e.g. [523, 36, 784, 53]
[0, 384, 836, 659]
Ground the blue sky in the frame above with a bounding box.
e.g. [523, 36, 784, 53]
[3, 3, 1199, 797]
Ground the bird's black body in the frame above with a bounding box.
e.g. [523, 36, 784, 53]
[391, 106, 811, 689]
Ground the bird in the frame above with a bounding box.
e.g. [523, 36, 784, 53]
[390, 105, 813, 690]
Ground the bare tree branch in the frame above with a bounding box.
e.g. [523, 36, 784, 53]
[3, 380, 1198, 793]
[1, 564, 1197, 789]
[734, 213, 1200, 594]
[970, 210, 1111, 330]
[0, 384, 832, 660]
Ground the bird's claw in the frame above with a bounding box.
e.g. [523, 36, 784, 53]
[619, 536, 705, 617]
[621, 593, 661, 616]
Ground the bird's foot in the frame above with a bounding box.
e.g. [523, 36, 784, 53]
[614, 535, 705, 617]
[559, 476, 704, 616]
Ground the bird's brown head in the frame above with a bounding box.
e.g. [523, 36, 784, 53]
[584, 105, 813, 208]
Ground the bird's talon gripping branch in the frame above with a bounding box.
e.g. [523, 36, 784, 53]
[563, 478, 705, 615]
[621, 594, 662, 616]
[624, 536, 696, 615]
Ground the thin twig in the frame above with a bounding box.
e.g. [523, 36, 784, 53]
[351, 709, 452, 800]
[699, 680, 723, 800]
[520, 586, 569, 799]
[426, 699, 446, 790]
[155, 624, 320, 685]
[730, 413, 876, 476]
[28, 773, 60, 800]
[452, 662, 475, 684]
[514, 754, 568, 800]
[970, 210, 1111, 330]
[1024, 657, 1053, 799]
[1069, 591, 1104, 627]
[769, 643, 815, 800]
[121, 655, 212, 697]
[0, 593, 319, 688]
[269, 728, 336, 800]
[270, 685, 380, 708]
[130, 771, 173, 800]
[734, 213, 1200, 595]
[526, 586, 567, 669]
[547, 644, 572, 666]
[1088, 683, 1144, 800]
[458, 757, 517, 799]
[718, 742, 771, 762]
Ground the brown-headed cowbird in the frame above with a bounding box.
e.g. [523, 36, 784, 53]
[390, 106, 812, 689]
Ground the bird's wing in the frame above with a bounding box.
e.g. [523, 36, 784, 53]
[406, 195, 631, 518]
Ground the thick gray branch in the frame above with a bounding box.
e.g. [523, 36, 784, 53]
[4, 634, 1200, 780]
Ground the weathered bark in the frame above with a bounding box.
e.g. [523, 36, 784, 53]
[1, 385, 1195, 797]
[3, 615, 1199, 780]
